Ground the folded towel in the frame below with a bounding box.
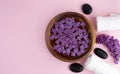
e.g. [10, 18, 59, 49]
[110, 14, 120, 17]
[85, 54, 119, 74]
[97, 15, 120, 31]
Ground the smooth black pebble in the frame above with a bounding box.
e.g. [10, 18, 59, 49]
[69, 63, 83, 73]
[82, 4, 92, 15]
[94, 48, 108, 59]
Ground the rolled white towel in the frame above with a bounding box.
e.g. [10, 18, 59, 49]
[85, 54, 119, 74]
[110, 14, 120, 17]
[97, 16, 120, 31]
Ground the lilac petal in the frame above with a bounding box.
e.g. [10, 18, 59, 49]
[76, 22, 80, 26]
[114, 60, 118, 64]
[50, 17, 90, 57]
[71, 52, 76, 56]
[65, 44, 68, 48]
[54, 45, 59, 49]
[73, 49, 79, 53]
[96, 34, 120, 64]
[79, 46, 85, 54]
[50, 36, 55, 40]
[61, 50, 66, 54]
[83, 44, 88, 48]
[55, 39, 60, 44]
[66, 49, 71, 55]
[80, 22, 86, 27]
[76, 51, 81, 56]
[57, 48, 62, 53]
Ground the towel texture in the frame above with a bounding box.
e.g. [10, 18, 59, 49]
[85, 54, 119, 74]
[97, 15, 120, 31]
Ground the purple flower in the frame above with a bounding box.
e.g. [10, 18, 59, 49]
[80, 22, 85, 27]
[56, 48, 62, 53]
[96, 34, 120, 64]
[73, 49, 79, 53]
[71, 52, 76, 56]
[76, 51, 81, 56]
[61, 50, 66, 54]
[50, 17, 89, 57]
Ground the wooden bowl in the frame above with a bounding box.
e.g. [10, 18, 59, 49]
[45, 12, 96, 62]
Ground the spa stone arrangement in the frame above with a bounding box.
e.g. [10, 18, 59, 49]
[45, 3, 120, 74]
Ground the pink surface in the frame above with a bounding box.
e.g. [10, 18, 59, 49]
[0, 0, 120, 74]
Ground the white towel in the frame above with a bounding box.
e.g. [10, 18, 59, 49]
[85, 54, 119, 74]
[97, 15, 120, 31]
[110, 14, 120, 17]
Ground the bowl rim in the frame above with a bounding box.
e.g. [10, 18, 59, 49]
[45, 12, 96, 62]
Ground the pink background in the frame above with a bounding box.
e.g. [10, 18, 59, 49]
[0, 0, 120, 74]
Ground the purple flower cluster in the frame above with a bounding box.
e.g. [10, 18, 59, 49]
[96, 34, 120, 64]
[50, 17, 90, 57]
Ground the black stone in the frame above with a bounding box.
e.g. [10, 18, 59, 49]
[82, 4, 92, 15]
[94, 48, 108, 59]
[69, 63, 83, 73]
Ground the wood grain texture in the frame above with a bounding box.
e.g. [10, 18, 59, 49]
[45, 12, 96, 62]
